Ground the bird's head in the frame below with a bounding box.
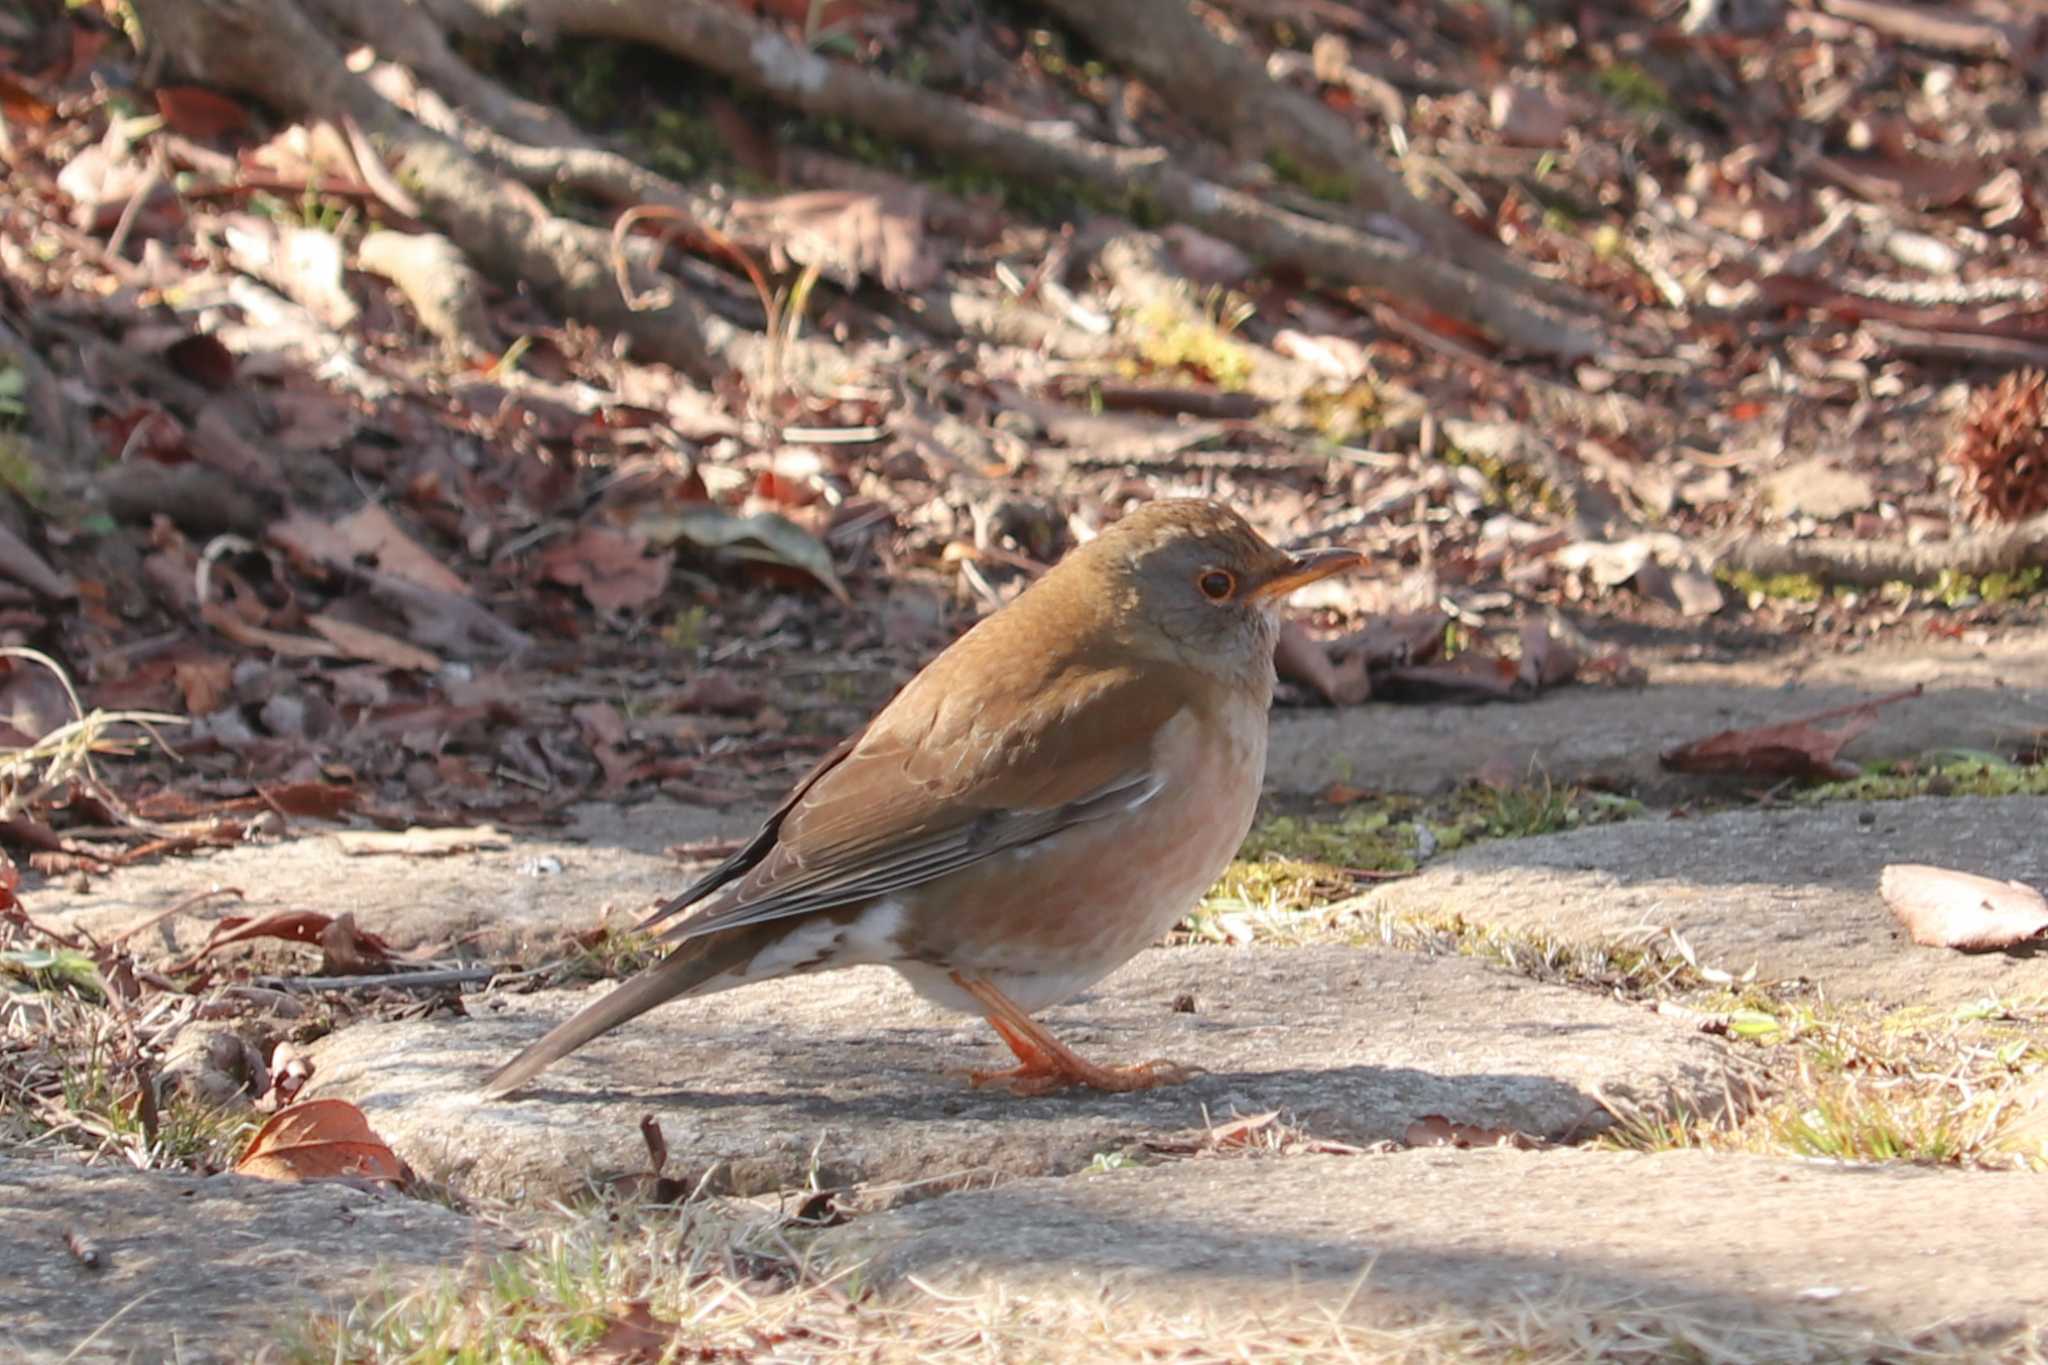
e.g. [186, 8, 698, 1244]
[1058, 500, 1365, 687]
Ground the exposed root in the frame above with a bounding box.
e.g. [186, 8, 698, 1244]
[1714, 515, 2048, 588]
[131, 0, 732, 382]
[419, 0, 1607, 360]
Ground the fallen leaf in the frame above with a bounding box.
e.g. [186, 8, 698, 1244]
[1660, 686, 1922, 781]
[163, 333, 237, 391]
[539, 526, 673, 613]
[200, 602, 339, 659]
[1377, 653, 1521, 702]
[155, 86, 250, 138]
[573, 701, 629, 747]
[1402, 1114, 1544, 1150]
[329, 504, 472, 597]
[575, 1300, 678, 1363]
[330, 825, 510, 857]
[306, 613, 443, 672]
[642, 506, 848, 602]
[233, 1098, 409, 1185]
[1207, 1110, 1281, 1148]
[1515, 620, 1579, 692]
[675, 670, 759, 715]
[1880, 863, 2048, 951]
[729, 187, 941, 291]
[0, 72, 56, 127]
[173, 910, 395, 971]
[1275, 620, 1371, 704]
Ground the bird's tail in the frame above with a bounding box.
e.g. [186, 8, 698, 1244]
[480, 924, 773, 1096]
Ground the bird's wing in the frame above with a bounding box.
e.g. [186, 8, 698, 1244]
[642, 656, 1188, 942]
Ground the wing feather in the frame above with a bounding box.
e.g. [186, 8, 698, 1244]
[644, 650, 1187, 944]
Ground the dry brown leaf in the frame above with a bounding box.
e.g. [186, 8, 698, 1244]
[332, 504, 471, 597]
[729, 187, 940, 291]
[1659, 686, 1922, 781]
[233, 1098, 409, 1185]
[329, 825, 509, 857]
[1880, 863, 2048, 951]
[1402, 1114, 1543, 1150]
[173, 909, 395, 972]
[199, 602, 340, 659]
[306, 613, 443, 673]
[1275, 620, 1371, 705]
[1515, 619, 1579, 692]
[539, 526, 674, 613]
[1812, 153, 1989, 209]
[155, 86, 250, 139]
[571, 1300, 677, 1364]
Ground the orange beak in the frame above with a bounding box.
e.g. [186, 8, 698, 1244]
[1248, 546, 1368, 602]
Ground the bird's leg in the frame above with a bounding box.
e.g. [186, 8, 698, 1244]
[950, 972, 1197, 1096]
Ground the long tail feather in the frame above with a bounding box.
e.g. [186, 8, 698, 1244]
[480, 926, 771, 1096]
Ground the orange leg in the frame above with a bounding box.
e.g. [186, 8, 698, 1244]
[950, 972, 1198, 1096]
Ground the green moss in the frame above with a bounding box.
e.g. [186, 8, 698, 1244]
[1299, 383, 1380, 442]
[1802, 752, 2048, 804]
[1594, 61, 1672, 116]
[1715, 567, 1824, 602]
[1266, 149, 1354, 204]
[1126, 298, 1258, 391]
[661, 604, 710, 653]
[1439, 439, 1564, 517]
[1933, 566, 2044, 606]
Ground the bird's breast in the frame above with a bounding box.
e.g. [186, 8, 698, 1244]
[890, 699, 1268, 1012]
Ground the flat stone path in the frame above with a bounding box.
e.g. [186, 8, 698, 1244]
[2, 1156, 506, 1364]
[812, 1147, 2048, 1355]
[1361, 794, 2048, 1006]
[307, 945, 1731, 1203]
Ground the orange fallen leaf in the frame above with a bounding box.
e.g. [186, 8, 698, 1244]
[234, 1099, 409, 1185]
[172, 910, 395, 972]
[155, 86, 250, 138]
[1880, 863, 2048, 951]
[1402, 1114, 1543, 1150]
[1660, 686, 1922, 781]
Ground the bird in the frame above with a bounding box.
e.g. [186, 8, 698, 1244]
[483, 499, 1364, 1098]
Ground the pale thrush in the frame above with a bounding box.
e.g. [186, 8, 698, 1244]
[484, 499, 1363, 1096]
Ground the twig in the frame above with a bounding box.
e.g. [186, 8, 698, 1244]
[251, 966, 498, 992]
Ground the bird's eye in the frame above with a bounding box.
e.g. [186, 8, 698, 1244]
[1197, 569, 1236, 601]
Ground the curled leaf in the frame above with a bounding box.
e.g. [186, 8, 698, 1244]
[233, 1098, 409, 1185]
[642, 506, 849, 602]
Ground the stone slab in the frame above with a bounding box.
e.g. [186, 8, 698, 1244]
[29, 801, 751, 962]
[812, 1147, 2048, 1353]
[305, 945, 1733, 1204]
[1, 1155, 504, 1364]
[1359, 794, 2048, 1007]
[1268, 636, 2048, 801]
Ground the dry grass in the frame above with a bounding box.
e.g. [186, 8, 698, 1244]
[284, 1189, 2048, 1365]
[1601, 995, 2048, 1170]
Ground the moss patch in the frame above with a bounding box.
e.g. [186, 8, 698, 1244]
[1804, 751, 2048, 804]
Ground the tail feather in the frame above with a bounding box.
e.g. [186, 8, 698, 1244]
[480, 926, 771, 1096]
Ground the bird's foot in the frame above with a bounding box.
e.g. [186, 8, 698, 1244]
[968, 1054, 1198, 1096]
[951, 974, 1203, 1096]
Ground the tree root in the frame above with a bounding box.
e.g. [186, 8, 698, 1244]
[1036, 0, 1596, 316]
[131, 0, 732, 383]
[419, 0, 1606, 361]
[1714, 517, 2048, 588]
